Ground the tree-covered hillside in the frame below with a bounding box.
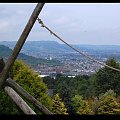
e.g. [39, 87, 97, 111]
[43, 58, 120, 114]
[0, 45, 62, 67]
[0, 57, 120, 114]
[0, 60, 67, 114]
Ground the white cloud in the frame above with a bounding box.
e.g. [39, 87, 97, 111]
[0, 3, 120, 45]
[0, 21, 9, 31]
[16, 10, 26, 15]
[54, 16, 69, 25]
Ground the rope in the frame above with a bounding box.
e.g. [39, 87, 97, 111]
[37, 18, 120, 72]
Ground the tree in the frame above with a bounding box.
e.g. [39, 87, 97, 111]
[0, 89, 22, 114]
[54, 75, 97, 113]
[0, 59, 21, 114]
[0, 60, 55, 114]
[71, 95, 84, 114]
[92, 97, 100, 114]
[95, 58, 120, 96]
[10, 60, 53, 112]
[71, 95, 93, 115]
[77, 101, 94, 115]
[92, 89, 120, 114]
[81, 75, 97, 99]
[54, 77, 74, 113]
[99, 89, 116, 100]
[52, 93, 68, 114]
[43, 76, 55, 89]
[98, 95, 120, 114]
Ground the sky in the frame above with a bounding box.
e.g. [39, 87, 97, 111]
[0, 3, 120, 45]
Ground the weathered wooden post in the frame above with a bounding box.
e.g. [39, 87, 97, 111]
[6, 78, 53, 114]
[0, 3, 45, 88]
[0, 58, 5, 74]
[4, 86, 36, 114]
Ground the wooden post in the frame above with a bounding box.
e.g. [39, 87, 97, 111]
[0, 58, 5, 73]
[6, 78, 53, 114]
[4, 86, 36, 114]
[0, 3, 45, 88]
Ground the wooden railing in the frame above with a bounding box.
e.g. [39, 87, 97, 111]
[0, 3, 53, 115]
[5, 78, 53, 114]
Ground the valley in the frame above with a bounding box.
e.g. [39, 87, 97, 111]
[0, 41, 120, 76]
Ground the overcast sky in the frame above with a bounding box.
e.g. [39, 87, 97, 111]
[0, 3, 120, 45]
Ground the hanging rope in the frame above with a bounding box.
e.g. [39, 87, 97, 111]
[37, 18, 120, 72]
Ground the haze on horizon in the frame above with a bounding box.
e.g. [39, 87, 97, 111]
[0, 3, 120, 45]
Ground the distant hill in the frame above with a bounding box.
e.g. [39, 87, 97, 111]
[0, 44, 62, 67]
[1, 41, 120, 53]
[0, 41, 120, 60]
[0, 41, 72, 53]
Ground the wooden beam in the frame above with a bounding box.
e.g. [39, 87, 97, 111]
[5, 78, 53, 114]
[4, 86, 36, 114]
[0, 3, 45, 88]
